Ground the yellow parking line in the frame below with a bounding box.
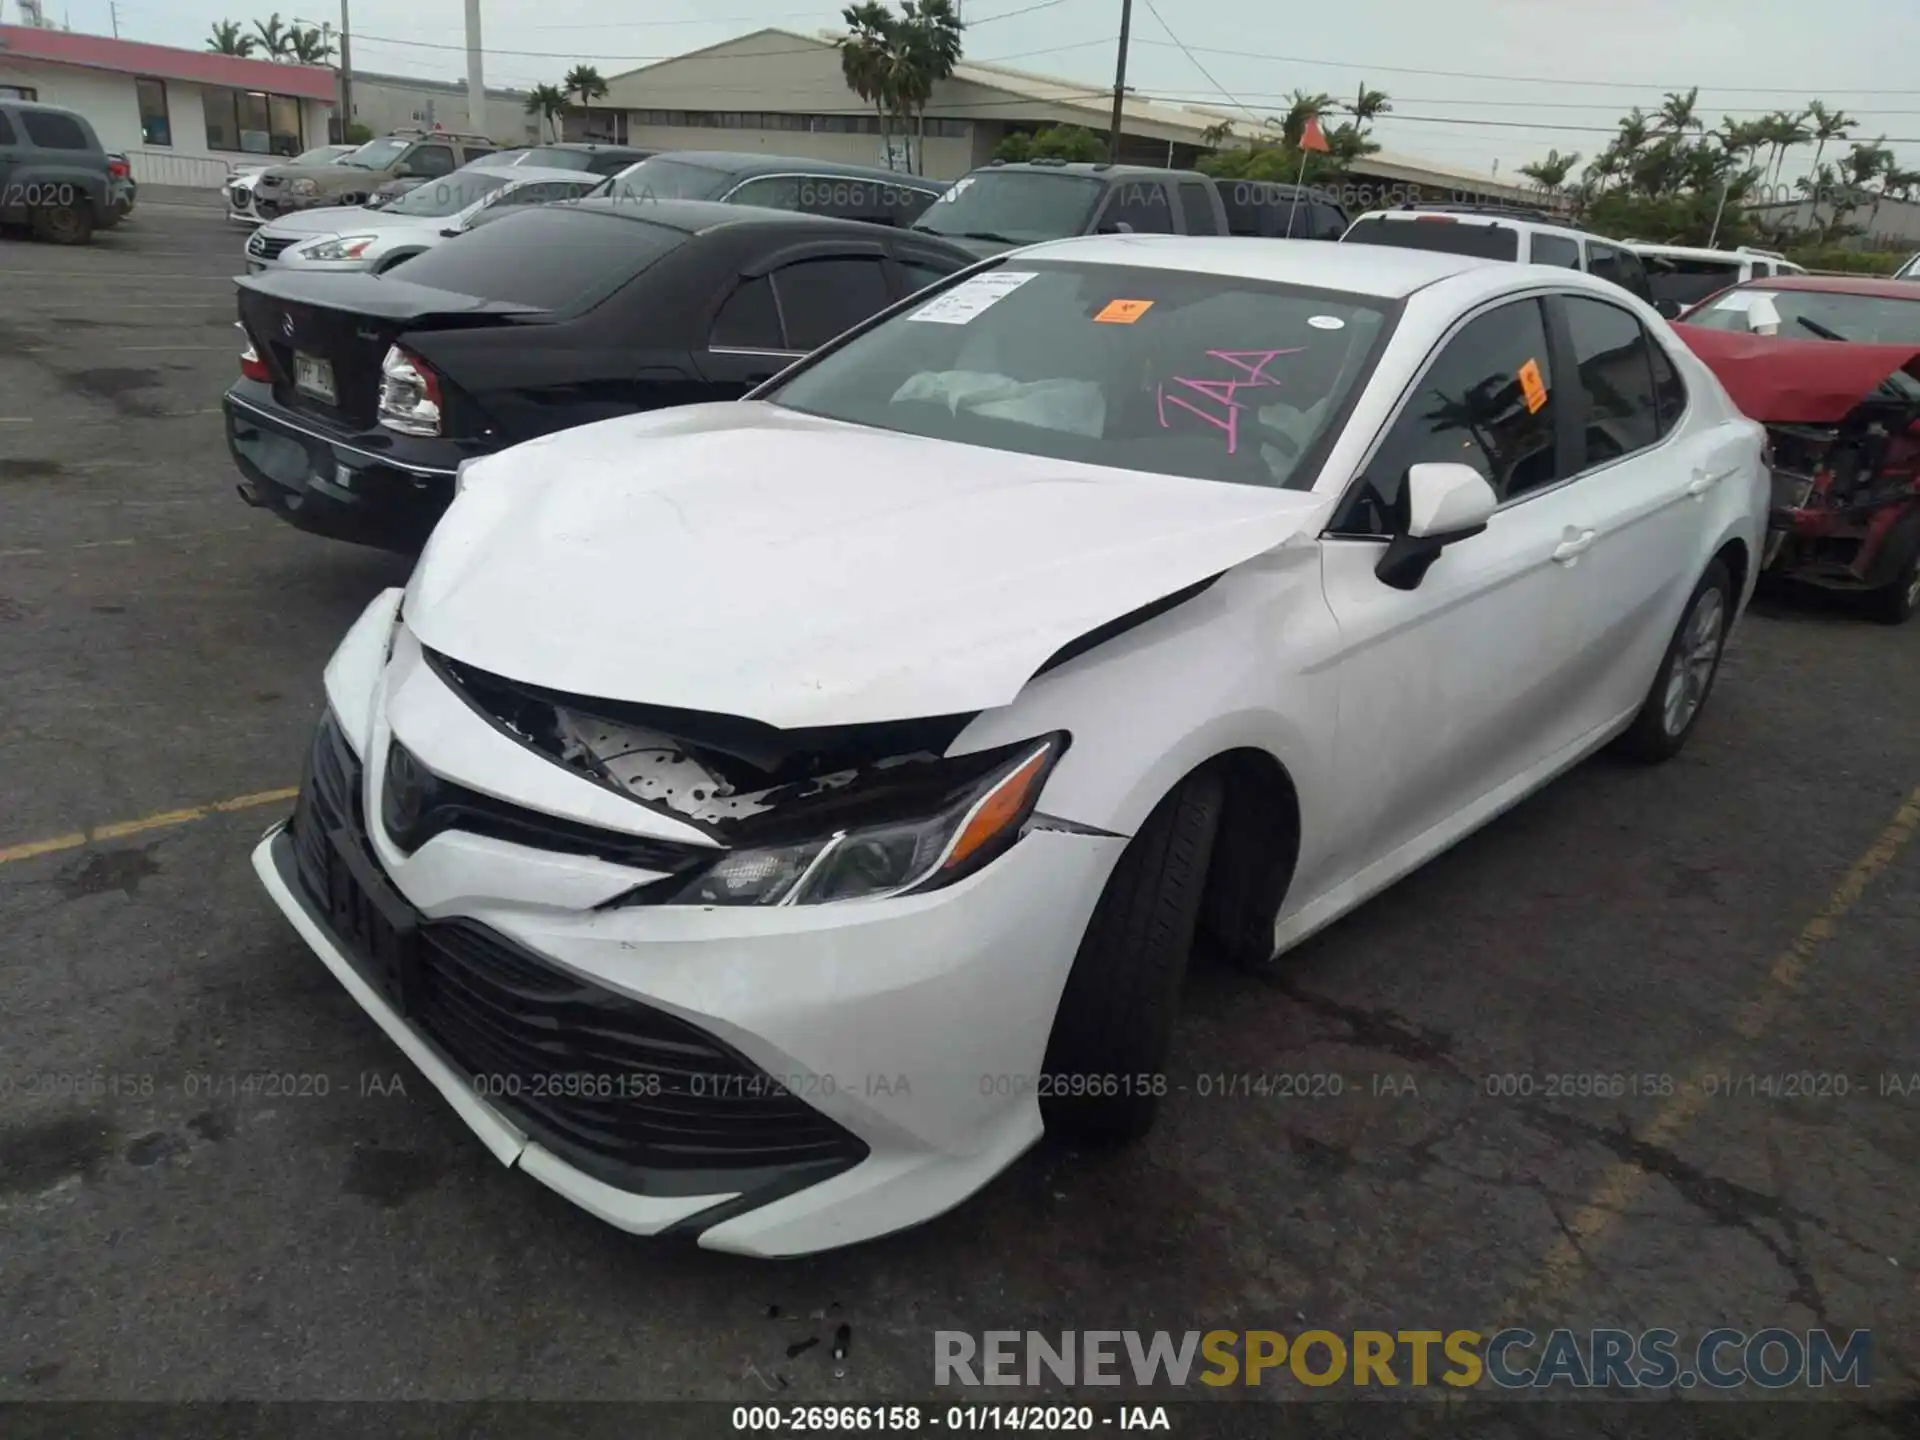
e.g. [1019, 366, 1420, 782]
[0, 787, 297, 867]
[1504, 783, 1920, 1321]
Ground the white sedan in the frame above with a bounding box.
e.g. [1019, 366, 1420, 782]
[241, 164, 599, 274]
[253, 238, 1767, 1257]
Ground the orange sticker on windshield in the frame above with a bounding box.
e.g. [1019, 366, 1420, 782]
[1095, 298, 1154, 324]
[1518, 358, 1548, 413]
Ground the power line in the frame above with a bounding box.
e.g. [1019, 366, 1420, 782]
[1123, 39, 1920, 98]
[1137, 0, 1259, 127]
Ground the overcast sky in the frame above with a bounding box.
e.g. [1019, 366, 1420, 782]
[23, 0, 1920, 182]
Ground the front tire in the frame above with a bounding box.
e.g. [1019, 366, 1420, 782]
[1040, 767, 1223, 1143]
[1614, 558, 1733, 763]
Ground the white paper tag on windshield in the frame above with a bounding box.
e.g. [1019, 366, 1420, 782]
[1712, 290, 1773, 313]
[908, 270, 1038, 324]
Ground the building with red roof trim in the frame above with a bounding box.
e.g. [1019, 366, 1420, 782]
[0, 22, 337, 185]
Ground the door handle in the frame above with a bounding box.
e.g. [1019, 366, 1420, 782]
[1687, 466, 1733, 498]
[1551, 528, 1596, 564]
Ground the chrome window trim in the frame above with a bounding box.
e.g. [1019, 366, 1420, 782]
[226, 393, 457, 477]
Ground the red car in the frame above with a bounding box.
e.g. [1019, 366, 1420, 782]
[1674, 273, 1920, 625]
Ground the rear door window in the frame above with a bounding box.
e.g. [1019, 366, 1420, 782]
[392, 207, 686, 314]
[21, 110, 89, 149]
[728, 175, 802, 211]
[1560, 295, 1662, 466]
[1177, 181, 1220, 236]
[1343, 216, 1520, 261]
[407, 143, 456, 178]
[710, 275, 787, 350]
[771, 256, 893, 349]
[1585, 241, 1651, 300]
[1097, 180, 1175, 235]
[1531, 233, 1580, 268]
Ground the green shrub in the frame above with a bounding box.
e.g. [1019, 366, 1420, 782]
[1781, 245, 1910, 274]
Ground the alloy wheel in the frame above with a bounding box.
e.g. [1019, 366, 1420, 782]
[1662, 587, 1725, 737]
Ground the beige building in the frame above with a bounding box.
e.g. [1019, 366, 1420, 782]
[345, 69, 539, 148]
[579, 26, 1538, 204]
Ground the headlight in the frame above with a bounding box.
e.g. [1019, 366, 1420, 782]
[642, 733, 1066, 907]
[298, 234, 377, 262]
[290, 178, 319, 196]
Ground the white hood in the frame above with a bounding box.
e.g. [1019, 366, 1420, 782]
[261, 205, 427, 239]
[404, 403, 1330, 729]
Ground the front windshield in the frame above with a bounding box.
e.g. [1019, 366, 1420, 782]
[515, 147, 594, 171]
[385, 171, 513, 217]
[341, 137, 409, 170]
[766, 261, 1393, 491]
[1685, 286, 1920, 345]
[911, 172, 1104, 245]
[297, 144, 352, 164]
[599, 156, 729, 203]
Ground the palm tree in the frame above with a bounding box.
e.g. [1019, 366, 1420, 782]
[837, 2, 898, 167]
[252, 12, 292, 61]
[563, 64, 609, 141]
[523, 83, 568, 142]
[1804, 100, 1856, 189]
[206, 19, 256, 55]
[1518, 148, 1581, 193]
[1764, 109, 1811, 187]
[1843, 138, 1896, 238]
[1657, 87, 1701, 134]
[287, 25, 333, 64]
[1345, 84, 1390, 125]
[895, 0, 964, 173]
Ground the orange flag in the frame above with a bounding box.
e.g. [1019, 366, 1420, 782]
[1300, 112, 1331, 153]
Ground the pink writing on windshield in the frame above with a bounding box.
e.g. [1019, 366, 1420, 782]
[1157, 349, 1304, 453]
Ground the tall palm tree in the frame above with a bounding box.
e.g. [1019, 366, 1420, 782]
[252, 12, 292, 60]
[895, 0, 964, 173]
[837, 2, 898, 167]
[1657, 87, 1701, 134]
[1518, 148, 1580, 193]
[563, 64, 609, 141]
[1843, 138, 1896, 238]
[287, 25, 333, 64]
[523, 83, 568, 142]
[1765, 109, 1811, 187]
[1345, 84, 1390, 125]
[206, 19, 256, 55]
[1804, 100, 1856, 185]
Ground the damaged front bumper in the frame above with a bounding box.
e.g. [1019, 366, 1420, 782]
[253, 637, 1125, 1255]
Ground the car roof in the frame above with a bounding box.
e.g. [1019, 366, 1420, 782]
[461, 163, 599, 183]
[1719, 272, 1920, 299]
[1349, 207, 1597, 240]
[522, 142, 649, 153]
[552, 195, 964, 240]
[979, 161, 1209, 180]
[1624, 241, 1796, 264]
[1008, 234, 1492, 297]
[640, 150, 942, 184]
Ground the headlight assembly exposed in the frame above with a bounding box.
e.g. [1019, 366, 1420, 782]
[299, 234, 377, 262]
[289, 178, 319, 197]
[649, 734, 1066, 907]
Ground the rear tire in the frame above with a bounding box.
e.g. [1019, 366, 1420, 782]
[1040, 767, 1223, 1144]
[32, 203, 93, 245]
[1614, 558, 1733, 763]
[1868, 541, 1920, 626]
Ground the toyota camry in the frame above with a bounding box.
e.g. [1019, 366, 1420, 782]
[253, 236, 1768, 1256]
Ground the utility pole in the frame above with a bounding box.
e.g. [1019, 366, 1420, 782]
[464, 0, 487, 138]
[1105, 0, 1132, 164]
[338, 0, 354, 143]
[109, 1, 119, 37]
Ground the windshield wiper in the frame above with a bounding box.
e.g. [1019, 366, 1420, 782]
[1795, 315, 1849, 342]
[943, 229, 1026, 246]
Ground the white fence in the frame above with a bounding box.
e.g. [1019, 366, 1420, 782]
[125, 150, 235, 190]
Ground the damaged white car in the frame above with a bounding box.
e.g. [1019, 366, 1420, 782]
[254, 237, 1768, 1256]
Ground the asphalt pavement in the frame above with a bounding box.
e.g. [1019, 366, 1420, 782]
[0, 205, 1916, 1409]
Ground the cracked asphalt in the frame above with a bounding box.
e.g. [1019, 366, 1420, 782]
[1, 204, 1916, 1412]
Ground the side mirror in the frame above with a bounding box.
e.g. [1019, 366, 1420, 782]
[1375, 462, 1498, 591]
[1653, 298, 1683, 321]
[1747, 293, 1784, 336]
[439, 227, 462, 238]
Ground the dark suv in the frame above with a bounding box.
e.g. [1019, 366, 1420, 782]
[0, 99, 116, 245]
[597, 151, 946, 228]
[910, 160, 1231, 256]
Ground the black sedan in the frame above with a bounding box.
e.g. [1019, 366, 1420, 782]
[224, 199, 980, 551]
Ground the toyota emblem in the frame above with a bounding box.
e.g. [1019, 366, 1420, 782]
[281, 314, 296, 339]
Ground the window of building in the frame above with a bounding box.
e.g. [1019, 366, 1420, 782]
[135, 77, 171, 146]
[0, 84, 38, 102]
[20, 109, 89, 149]
[204, 86, 303, 155]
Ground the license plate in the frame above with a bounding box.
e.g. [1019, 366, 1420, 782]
[294, 352, 336, 405]
[325, 827, 421, 1013]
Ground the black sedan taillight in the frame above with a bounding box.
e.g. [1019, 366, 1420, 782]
[377, 345, 443, 436]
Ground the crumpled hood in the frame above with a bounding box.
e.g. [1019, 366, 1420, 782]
[1674, 325, 1920, 423]
[261, 163, 380, 188]
[403, 403, 1328, 729]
